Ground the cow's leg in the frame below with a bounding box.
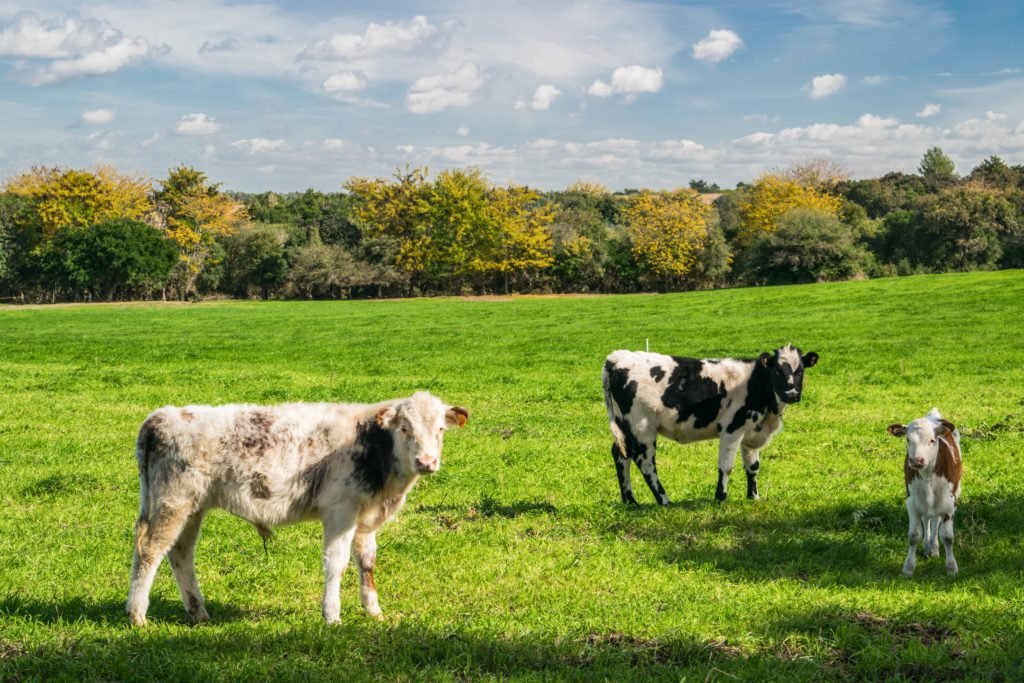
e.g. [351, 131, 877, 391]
[628, 422, 667, 506]
[741, 444, 762, 500]
[353, 530, 383, 620]
[716, 435, 742, 502]
[940, 514, 957, 576]
[902, 502, 922, 577]
[611, 443, 637, 506]
[127, 503, 191, 626]
[924, 516, 940, 557]
[321, 509, 358, 624]
[167, 509, 209, 623]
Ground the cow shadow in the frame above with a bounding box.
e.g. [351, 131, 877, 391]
[0, 595, 248, 627]
[570, 490, 1024, 589]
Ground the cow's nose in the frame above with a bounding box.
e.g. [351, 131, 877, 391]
[415, 458, 439, 473]
[914, 457, 926, 467]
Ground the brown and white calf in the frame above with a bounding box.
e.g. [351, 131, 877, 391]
[603, 344, 818, 505]
[888, 408, 962, 577]
[126, 391, 468, 625]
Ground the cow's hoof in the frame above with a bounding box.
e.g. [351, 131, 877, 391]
[190, 610, 210, 624]
[622, 495, 640, 507]
[747, 493, 760, 501]
[128, 611, 147, 627]
[902, 567, 915, 578]
[946, 562, 958, 577]
[715, 492, 727, 503]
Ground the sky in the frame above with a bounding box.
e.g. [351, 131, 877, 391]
[0, 0, 1022, 192]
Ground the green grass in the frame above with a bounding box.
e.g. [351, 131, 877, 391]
[2, 271, 1024, 682]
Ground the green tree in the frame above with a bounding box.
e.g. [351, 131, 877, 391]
[738, 174, 842, 245]
[222, 225, 289, 299]
[52, 218, 178, 300]
[918, 147, 957, 188]
[739, 208, 870, 285]
[918, 183, 1018, 270]
[968, 156, 1020, 191]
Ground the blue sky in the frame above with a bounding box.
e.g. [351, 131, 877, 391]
[0, 0, 1021, 192]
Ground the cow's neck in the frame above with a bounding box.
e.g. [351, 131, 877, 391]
[750, 362, 782, 416]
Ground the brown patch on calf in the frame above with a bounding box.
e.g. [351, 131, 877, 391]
[934, 435, 962, 496]
[250, 471, 272, 499]
[180, 409, 194, 422]
[238, 410, 276, 454]
[446, 406, 469, 428]
[361, 569, 377, 592]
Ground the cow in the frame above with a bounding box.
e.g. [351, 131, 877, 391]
[887, 409, 961, 577]
[125, 391, 469, 626]
[602, 344, 818, 505]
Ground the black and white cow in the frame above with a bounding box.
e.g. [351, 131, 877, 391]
[602, 344, 818, 505]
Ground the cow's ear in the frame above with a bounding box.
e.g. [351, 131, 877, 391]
[935, 419, 956, 437]
[759, 352, 772, 367]
[376, 405, 397, 429]
[887, 423, 907, 437]
[802, 351, 819, 368]
[445, 406, 469, 428]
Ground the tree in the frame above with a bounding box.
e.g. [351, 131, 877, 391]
[739, 208, 869, 285]
[782, 157, 849, 191]
[738, 174, 842, 244]
[918, 147, 957, 187]
[52, 218, 178, 300]
[622, 189, 713, 284]
[968, 156, 1020, 191]
[222, 225, 289, 299]
[917, 183, 1018, 270]
[689, 179, 721, 193]
[155, 166, 247, 297]
[4, 166, 152, 238]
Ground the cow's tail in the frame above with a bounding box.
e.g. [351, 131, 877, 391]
[133, 414, 159, 553]
[602, 359, 627, 455]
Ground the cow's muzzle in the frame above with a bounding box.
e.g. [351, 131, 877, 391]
[781, 391, 801, 404]
[415, 458, 440, 474]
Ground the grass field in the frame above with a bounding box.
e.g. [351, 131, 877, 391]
[2, 270, 1024, 681]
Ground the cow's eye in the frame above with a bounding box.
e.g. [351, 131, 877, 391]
[929, 438, 935, 445]
[400, 426, 410, 435]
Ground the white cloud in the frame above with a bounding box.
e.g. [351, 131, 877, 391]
[916, 103, 941, 118]
[0, 11, 161, 85]
[986, 110, 1008, 121]
[174, 113, 221, 136]
[231, 138, 288, 154]
[323, 138, 350, 151]
[863, 74, 889, 85]
[406, 62, 484, 114]
[588, 65, 663, 99]
[232, 138, 288, 154]
[807, 73, 847, 99]
[857, 114, 899, 128]
[456, 125, 469, 137]
[198, 38, 239, 54]
[322, 71, 367, 93]
[81, 108, 115, 124]
[691, 29, 743, 63]
[202, 144, 216, 156]
[396, 144, 416, 154]
[530, 84, 562, 111]
[301, 15, 440, 60]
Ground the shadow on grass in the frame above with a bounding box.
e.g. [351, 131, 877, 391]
[3, 600, 1017, 681]
[582, 490, 1024, 587]
[0, 595, 247, 627]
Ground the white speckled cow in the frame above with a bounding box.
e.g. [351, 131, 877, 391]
[602, 344, 818, 505]
[888, 408, 962, 577]
[126, 391, 468, 626]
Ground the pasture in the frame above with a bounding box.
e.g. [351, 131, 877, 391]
[2, 270, 1024, 681]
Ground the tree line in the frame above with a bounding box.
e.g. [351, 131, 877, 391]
[0, 148, 1021, 303]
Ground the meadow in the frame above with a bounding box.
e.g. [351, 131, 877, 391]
[2, 270, 1024, 682]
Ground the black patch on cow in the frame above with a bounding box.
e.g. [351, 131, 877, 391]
[746, 469, 758, 499]
[614, 417, 647, 461]
[726, 361, 780, 434]
[611, 443, 638, 506]
[749, 460, 760, 472]
[661, 357, 727, 429]
[605, 360, 638, 416]
[300, 457, 331, 510]
[715, 468, 727, 502]
[351, 420, 397, 494]
[649, 366, 666, 382]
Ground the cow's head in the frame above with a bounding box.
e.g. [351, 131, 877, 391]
[375, 391, 469, 475]
[888, 415, 956, 471]
[759, 344, 818, 404]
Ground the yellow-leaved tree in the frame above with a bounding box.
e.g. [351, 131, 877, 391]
[5, 165, 152, 238]
[738, 173, 842, 244]
[154, 166, 247, 296]
[624, 189, 712, 281]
